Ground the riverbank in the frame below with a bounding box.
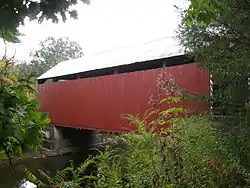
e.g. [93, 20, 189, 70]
[0, 139, 120, 168]
[0, 147, 80, 168]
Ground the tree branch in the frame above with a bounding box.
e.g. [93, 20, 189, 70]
[0, 142, 15, 174]
[215, 19, 250, 46]
[1, 29, 7, 61]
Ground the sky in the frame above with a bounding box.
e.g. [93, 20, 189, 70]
[0, 0, 188, 61]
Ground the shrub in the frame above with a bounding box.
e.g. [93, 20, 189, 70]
[0, 72, 50, 159]
[93, 114, 249, 187]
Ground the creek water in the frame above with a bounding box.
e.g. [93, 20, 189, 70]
[0, 151, 89, 188]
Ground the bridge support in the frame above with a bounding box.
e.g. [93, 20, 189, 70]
[44, 126, 104, 151]
[53, 126, 63, 149]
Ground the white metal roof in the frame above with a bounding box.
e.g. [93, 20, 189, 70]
[37, 38, 183, 80]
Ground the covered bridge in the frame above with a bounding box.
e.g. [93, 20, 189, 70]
[37, 40, 209, 133]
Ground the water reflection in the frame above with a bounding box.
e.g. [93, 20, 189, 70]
[0, 151, 88, 188]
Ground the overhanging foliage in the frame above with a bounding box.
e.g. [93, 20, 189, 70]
[0, 0, 90, 42]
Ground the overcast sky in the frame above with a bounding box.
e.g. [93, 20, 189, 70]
[0, 0, 187, 61]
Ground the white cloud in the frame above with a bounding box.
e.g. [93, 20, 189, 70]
[1, 0, 187, 61]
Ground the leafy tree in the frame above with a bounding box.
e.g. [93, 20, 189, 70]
[0, 0, 90, 42]
[179, 0, 250, 170]
[0, 60, 50, 161]
[180, 0, 250, 115]
[184, 0, 229, 25]
[19, 37, 83, 77]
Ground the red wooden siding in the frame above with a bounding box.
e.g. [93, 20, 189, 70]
[38, 63, 209, 132]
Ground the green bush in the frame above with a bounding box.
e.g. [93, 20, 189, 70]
[93, 114, 249, 188]
[0, 73, 50, 158]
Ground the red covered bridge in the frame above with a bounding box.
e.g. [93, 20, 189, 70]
[37, 42, 209, 134]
